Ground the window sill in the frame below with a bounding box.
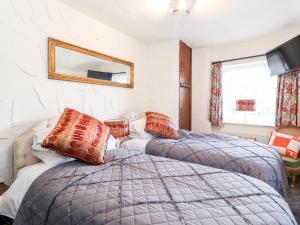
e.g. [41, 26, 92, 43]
[223, 122, 275, 128]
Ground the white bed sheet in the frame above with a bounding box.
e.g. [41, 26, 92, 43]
[121, 138, 150, 152]
[0, 136, 139, 219]
[0, 162, 54, 219]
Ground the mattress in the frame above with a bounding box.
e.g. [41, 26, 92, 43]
[146, 130, 288, 197]
[14, 149, 296, 225]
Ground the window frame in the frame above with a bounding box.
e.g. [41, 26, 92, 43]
[221, 56, 277, 127]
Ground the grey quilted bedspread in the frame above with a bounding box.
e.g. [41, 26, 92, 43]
[14, 149, 296, 225]
[146, 130, 288, 197]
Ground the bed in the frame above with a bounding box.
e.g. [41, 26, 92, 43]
[0, 120, 296, 224]
[13, 149, 296, 225]
[122, 130, 288, 197]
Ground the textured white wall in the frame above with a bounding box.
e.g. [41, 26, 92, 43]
[0, 0, 181, 185]
[0, 0, 151, 184]
[144, 40, 180, 126]
[0, 0, 148, 132]
[192, 30, 300, 143]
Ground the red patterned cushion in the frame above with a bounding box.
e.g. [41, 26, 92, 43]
[42, 108, 110, 165]
[104, 119, 129, 138]
[236, 99, 256, 111]
[268, 131, 300, 159]
[144, 112, 178, 139]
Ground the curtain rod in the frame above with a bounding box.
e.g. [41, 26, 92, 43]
[212, 54, 265, 64]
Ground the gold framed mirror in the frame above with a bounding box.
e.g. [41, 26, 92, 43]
[48, 37, 134, 88]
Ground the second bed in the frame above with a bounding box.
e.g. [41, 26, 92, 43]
[122, 130, 288, 197]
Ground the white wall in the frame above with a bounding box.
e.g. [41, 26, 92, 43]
[0, 0, 150, 184]
[192, 30, 300, 143]
[0, 0, 181, 185]
[144, 40, 180, 126]
[0, 0, 149, 131]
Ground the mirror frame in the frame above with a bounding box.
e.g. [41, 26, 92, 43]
[48, 37, 134, 88]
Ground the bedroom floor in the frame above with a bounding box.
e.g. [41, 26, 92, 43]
[287, 179, 300, 224]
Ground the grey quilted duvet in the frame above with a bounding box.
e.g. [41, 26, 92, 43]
[14, 149, 296, 225]
[146, 130, 288, 198]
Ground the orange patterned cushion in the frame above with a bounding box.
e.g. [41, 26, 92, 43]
[268, 131, 300, 159]
[144, 112, 178, 139]
[42, 108, 110, 165]
[104, 120, 129, 138]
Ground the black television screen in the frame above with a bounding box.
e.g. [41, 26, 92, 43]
[266, 35, 300, 76]
[87, 70, 112, 81]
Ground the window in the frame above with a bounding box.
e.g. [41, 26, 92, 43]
[222, 56, 277, 126]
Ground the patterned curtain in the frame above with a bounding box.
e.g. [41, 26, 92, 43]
[275, 70, 300, 127]
[209, 63, 223, 126]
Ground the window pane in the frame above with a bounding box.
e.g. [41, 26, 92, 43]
[222, 58, 277, 126]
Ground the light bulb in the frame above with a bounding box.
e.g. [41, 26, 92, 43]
[171, 0, 191, 14]
[178, 0, 188, 10]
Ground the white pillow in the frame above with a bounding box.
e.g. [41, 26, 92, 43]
[106, 135, 117, 150]
[121, 138, 150, 152]
[122, 111, 144, 122]
[32, 128, 74, 166]
[129, 117, 154, 139]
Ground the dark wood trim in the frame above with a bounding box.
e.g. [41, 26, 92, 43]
[189, 43, 192, 130]
[212, 54, 265, 65]
[179, 40, 192, 130]
[0, 183, 8, 195]
[286, 166, 300, 187]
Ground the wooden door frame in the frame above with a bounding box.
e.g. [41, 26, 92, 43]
[179, 40, 192, 130]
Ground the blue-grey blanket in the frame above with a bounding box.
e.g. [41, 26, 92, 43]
[14, 149, 296, 225]
[146, 130, 288, 197]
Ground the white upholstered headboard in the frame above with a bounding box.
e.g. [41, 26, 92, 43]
[13, 117, 58, 179]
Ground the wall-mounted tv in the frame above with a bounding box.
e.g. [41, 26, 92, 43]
[266, 35, 300, 76]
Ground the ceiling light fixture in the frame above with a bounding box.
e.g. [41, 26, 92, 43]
[171, 0, 191, 14]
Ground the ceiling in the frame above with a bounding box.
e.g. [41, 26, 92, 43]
[59, 0, 300, 47]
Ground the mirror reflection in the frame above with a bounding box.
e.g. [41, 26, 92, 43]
[48, 38, 134, 88]
[56, 47, 131, 84]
